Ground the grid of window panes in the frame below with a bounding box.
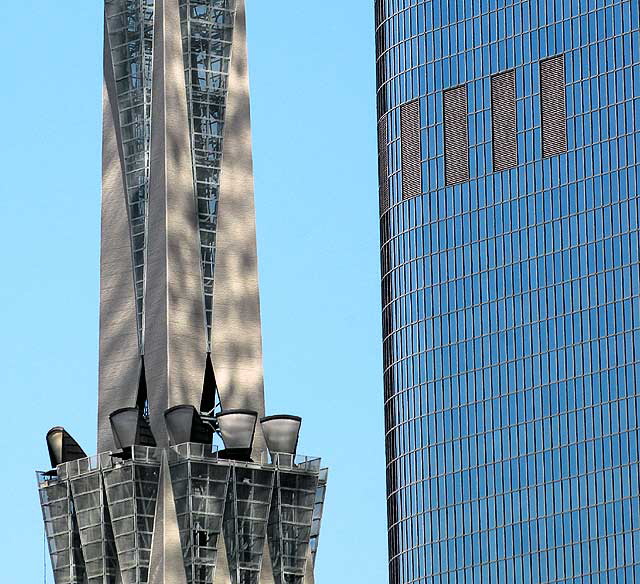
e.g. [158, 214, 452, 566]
[66, 459, 120, 583]
[38, 473, 87, 584]
[180, 0, 237, 350]
[224, 465, 275, 584]
[266, 467, 318, 584]
[376, 1, 640, 583]
[103, 448, 160, 584]
[169, 444, 231, 584]
[309, 468, 328, 565]
[105, 0, 155, 345]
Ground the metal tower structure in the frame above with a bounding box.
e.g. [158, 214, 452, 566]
[37, 3, 327, 583]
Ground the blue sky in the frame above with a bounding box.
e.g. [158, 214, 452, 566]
[0, 1, 386, 581]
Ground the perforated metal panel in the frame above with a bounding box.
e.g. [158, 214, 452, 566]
[541, 55, 568, 157]
[491, 70, 518, 172]
[378, 116, 389, 213]
[400, 100, 422, 200]
[443, 85, 470, 185]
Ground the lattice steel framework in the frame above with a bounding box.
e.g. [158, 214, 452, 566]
[169, 443, 231, 584]
[179, 0, 237, 349]
[103, 447, 161, 584]
[104, 0, 155, 343]
[39, 446, 326, 584]
[103, 0, 240, 350]
[223, 464, 274, 584]
[267, 456, 320, 584]
[64, 456, 120, 583]
[308, 468, 327, 566]
[39, 474, 87, 584]
[44, 2, 327, 582]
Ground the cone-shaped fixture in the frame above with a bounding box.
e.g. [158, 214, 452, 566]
[109, 407, 157, 450]
[216, 409, 258, 461]
[164, 405, 214, 446]
[260, 415, 302, 456]
[46, 427, 87, 468]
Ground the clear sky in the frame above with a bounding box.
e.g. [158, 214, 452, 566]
[0, 1, 386, 582]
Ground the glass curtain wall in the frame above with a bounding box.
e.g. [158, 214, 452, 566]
[375, 1, 640, 583]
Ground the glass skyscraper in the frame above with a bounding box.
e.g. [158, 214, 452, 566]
[375, 2, 640, 583]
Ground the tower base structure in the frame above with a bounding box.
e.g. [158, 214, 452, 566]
[38, 445, 327, 584]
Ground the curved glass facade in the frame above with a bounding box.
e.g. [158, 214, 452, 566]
[375, 1, 640, 582]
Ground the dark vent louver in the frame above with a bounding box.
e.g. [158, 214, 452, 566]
[443, 85, 470, 185]
[400, 100, 422, 199]
[491, 70, 518, 171]
[378, 116, 390, 213]
[540, 55, 568, 157]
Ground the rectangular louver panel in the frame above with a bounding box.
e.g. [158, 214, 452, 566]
[378, 116, 389, 213]
[443, 85, 470, 185]
[541, 55, 568, 157]
[400, 100, 422, 199]
[491, 70, 518, 172]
